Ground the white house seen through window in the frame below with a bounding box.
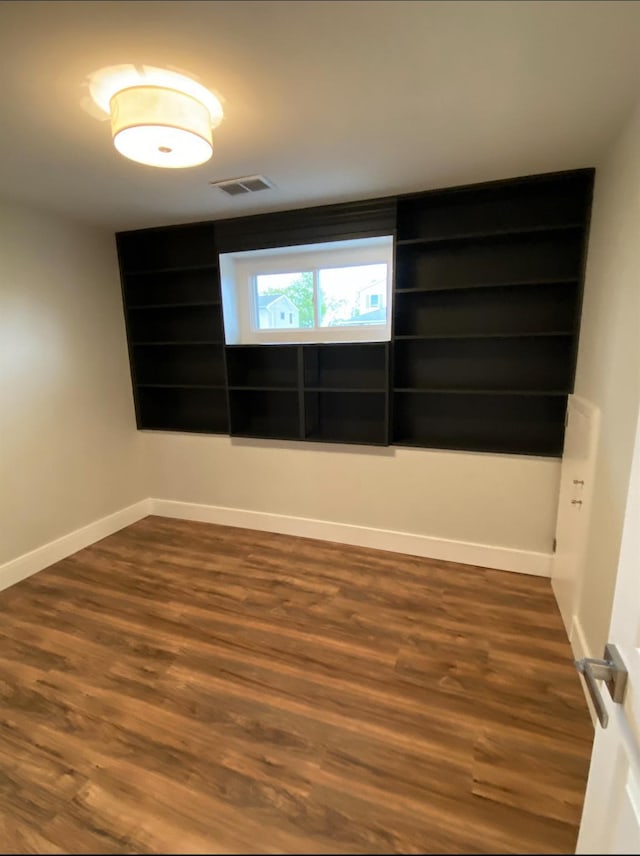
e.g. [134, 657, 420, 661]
[254, 264, 388, 332]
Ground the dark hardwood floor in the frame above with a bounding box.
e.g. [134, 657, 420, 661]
[0, 516, 593, 854]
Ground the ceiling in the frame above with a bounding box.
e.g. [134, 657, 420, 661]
[1, 0, 640, 231]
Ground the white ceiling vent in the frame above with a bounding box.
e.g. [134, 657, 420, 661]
[210, 175, 274, 196]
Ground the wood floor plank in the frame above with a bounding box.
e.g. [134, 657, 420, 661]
[0, 516, 593, 853]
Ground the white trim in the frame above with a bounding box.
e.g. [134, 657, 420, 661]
[570, 612, 591, 661]
[0, 495, 553, 597]
[571, 613, 598, 729]
[149, 498, 553, 577]
[0, 499, 151, 593]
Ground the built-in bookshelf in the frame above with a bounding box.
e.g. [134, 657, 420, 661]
[117, 223, 228, 434]
[391, 170, 592, 455]
[117, 168, 593, 454]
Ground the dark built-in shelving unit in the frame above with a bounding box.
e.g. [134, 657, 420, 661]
[117, 168, 593, 455]
[391, 170, 592, 455]
[117, 223, 229, 434]
[225, 343, 389, 445]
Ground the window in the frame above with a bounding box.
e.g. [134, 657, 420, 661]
[220, 236, 393, 345]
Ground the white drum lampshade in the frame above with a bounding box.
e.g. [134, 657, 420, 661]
[110, 85, 213, 168]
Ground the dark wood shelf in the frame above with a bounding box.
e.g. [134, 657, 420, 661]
[395, 222, 583, 246]
[128, 301, 220, 309]
[393, 276, 579, 295]
[124, 262, 218, 277]
[393, 331, 574, 341]
[136, 385, 228, 434]
[131, 340, 223, 346]
[228, 385, 298, 392]
[304, 432, 388, 447]
[304, 386, 387, 393]
[137, 383, 226, 390]
[230, 431, 301, 441]
[391, 437, 563, 456]
[393, 388, 569, 396]
[140, 424, 228, 435]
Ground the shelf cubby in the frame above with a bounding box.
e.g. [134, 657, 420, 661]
[137, 386, 228, 434]
[393, 336, 573, 393]
[133, 343, 226, 387]
[393, 281, 579, 338]
[396, 172, 591, 242]
[225, 345, 299, 389]
[123, 266, 220, 306]
[229, 389, 301, 440]
[127, 304, 222, 344]
[118, 222, 217, 273]
[394, 231, 584, 293]
[305, 390, 387, 445]
[303, 343, 387, 390]
[392, 391, 567, 456]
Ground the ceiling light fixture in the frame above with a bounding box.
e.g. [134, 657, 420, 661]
[86, 65, 224, 169]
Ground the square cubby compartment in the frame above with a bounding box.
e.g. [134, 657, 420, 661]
[304, 391, 387, 445]
[396, 173, 590, 241]
[392, 391, 566, 456]
[124, 267, 220, 306]
[229, 389, 301, 439]
[303, 343, 387, 390]
[133, 344, 226, 387]
[128, 305, 222, 343]
[393, 282, 578, 338]
[118, 223, 216, 272]
[137, 387, 228, 434]
[226, 346, 299, 388]
[393, 336, 573, 393]
[394, 232, 583, 292]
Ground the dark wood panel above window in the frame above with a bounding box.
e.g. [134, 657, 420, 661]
[215, 198, 397, 253]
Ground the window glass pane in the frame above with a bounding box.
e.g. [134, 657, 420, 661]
[255, 272, 314, 329]
[318, 264, 387, 328]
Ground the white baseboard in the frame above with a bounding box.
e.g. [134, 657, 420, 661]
[149, 498, 553, 577]
[0, 499, 151, 593]
[570, 613, 591, 661]
[571, 614, 598, 729]
[0, 495, 553, 595]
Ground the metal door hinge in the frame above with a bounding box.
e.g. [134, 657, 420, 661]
[575, 643, 628, 729]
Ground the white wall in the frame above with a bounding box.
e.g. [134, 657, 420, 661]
[0, 198, 145, 564]
[145, 433, 560, 559]
[572, 102, 640, 655]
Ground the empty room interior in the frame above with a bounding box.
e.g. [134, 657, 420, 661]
[2, 0, 640, 853]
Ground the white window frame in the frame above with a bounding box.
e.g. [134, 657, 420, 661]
[220, 236, 393, 345]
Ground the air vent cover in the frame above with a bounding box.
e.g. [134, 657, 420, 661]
[210, 175, 273, 196]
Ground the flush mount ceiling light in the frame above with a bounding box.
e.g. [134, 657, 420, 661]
[86, 65, 224, 168]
